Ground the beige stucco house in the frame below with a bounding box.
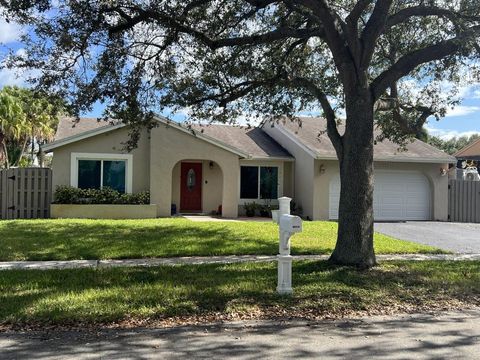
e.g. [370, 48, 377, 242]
[44, 115, 456, 221]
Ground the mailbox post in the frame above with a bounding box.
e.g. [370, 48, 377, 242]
[273, 197, 303, 295]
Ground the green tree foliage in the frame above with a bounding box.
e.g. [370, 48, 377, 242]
[0, 86, 64, 168]
[428, 133, 480, 155]
[2, 1, 479, 266]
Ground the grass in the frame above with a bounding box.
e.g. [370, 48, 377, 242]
[0, 260, 478, 326]
[0, 218, 443, 261]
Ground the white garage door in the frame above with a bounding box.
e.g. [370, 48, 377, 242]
[329, 170, 431, 221]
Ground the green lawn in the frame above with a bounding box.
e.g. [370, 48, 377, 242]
[0, 260, 478, 326]
[0, 218, 443, 261]
[0, 219, 440, 261]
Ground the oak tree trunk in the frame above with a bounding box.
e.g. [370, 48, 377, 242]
[329, 91, 376, 268]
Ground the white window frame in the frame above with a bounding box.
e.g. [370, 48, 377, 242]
[239, 165, 280, 201]
[70, 152, 133, 193]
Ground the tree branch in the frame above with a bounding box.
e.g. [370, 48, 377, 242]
[386, 5, 480, 29]
[371, 25, 480, 100]
[360, 0, 393, 68]
[289, 76, 343, 157]
[108, 7, 321, 49]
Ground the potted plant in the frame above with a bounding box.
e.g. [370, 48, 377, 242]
[244, 202, 257, 217]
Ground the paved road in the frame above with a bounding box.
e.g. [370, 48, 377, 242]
[0, 310, 479, 359]
[375, 221, 480, 253]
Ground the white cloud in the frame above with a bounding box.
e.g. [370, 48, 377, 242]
[444, 105, 480, 117]
[425, 125, 480, 140]
[0, 48, 32, 86]
[0, 66, 27, 86]
[0, 18, 23, 44]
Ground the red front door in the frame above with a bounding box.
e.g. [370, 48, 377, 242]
[180, 162, 202, 212]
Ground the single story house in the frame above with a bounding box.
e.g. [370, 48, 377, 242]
[44, 115, 456, 221]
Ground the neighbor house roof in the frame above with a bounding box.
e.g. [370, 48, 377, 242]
[45, 116, 293, 160]
[454, 138, 480, 159]
[266, 116, 456, 163]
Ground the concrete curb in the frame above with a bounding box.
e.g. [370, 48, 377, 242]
[1, 254, 480, 271]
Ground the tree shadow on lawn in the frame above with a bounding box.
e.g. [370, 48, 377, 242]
[0, 220, 303, 261]
[1, 260, 478, 326]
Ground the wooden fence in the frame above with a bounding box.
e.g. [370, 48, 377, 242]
[0, 168, 52, 220]
[448, 179, 480, 223]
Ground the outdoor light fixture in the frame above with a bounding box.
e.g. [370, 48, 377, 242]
[440, 168, 447, 176]
[209, 161, 214, 169]
[319, 164, 326, 175]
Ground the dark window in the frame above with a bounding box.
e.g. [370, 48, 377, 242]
[103, 160, 126, 193]
[240, 166, 259, 199]
[78, 160, 101, 189]
[260, 166, 278, 199]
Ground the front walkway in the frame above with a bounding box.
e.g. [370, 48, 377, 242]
[182, 215, 272, 222]
[1, 254, 480, 271]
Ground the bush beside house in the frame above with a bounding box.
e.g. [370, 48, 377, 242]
[51, 186, 157, 219]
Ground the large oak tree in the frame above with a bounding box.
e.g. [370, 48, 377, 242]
[2, 0, 479, 267]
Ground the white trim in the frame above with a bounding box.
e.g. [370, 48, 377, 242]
[271, 123, 319, 158]
[248, 156, 295, 162]
[70, 152, 134, 193]
[43, 123, 126, 152]
[314, 155, 456, 164]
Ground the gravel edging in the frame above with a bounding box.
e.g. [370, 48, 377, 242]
[1, 254, 480, 271]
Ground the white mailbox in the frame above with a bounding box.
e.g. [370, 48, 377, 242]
[279, 214, 302, 234]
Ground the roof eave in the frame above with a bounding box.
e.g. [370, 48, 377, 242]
[42, 123, 126, 152]
[315, 155, 456, 164]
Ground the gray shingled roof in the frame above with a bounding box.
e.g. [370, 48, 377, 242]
[55, 117, 116, 140]
[54, 117, 292, 159]
[271, 116, 456, 163]
[191, 124, 292, 158]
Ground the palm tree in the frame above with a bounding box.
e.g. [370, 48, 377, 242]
[0, 90, 27, 169]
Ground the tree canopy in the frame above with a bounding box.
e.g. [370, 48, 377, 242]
[2, 1, 479, 145]
[429, 133, 480, 155]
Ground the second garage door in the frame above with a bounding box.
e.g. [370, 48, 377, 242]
[329, 170, 431, 221]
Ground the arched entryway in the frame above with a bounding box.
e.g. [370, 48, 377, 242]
[171, 160, 224, 215]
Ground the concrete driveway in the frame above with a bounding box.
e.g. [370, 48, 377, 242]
[374, 222, 480, 253]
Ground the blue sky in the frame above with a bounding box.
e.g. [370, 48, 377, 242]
[1, 18, 479, 140]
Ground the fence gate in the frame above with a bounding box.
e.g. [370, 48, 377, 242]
[0, 168, 52, 220]
[448, 179, 480, 223]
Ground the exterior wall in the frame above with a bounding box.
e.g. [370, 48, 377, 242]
[150, 124, 240, 218]
[313, 160, 450, 221]
[263, 124, 315, 219]
[283, 161, 294, 198]
[51, 127, 150, 195]
[312, 159, 338, 220]
[171, 160, 223, 215]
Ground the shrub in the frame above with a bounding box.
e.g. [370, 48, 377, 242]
[243, 202, 258, 217]
[54, 186, 150, 205]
